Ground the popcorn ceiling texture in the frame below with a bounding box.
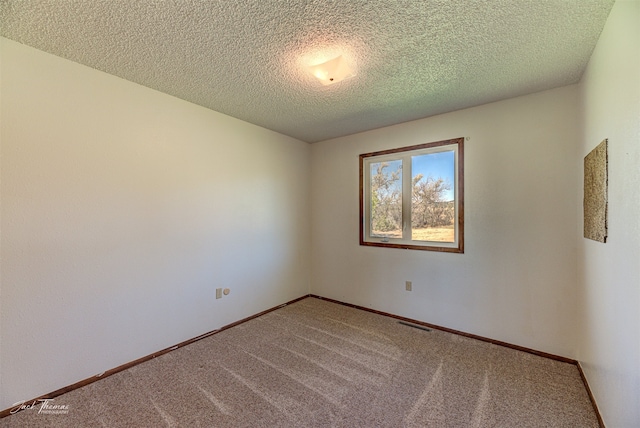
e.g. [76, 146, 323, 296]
[0, 0, 614, 143]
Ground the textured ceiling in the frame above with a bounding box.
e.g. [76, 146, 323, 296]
[0, 0, 615, 143]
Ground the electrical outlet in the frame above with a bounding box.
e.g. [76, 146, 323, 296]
[405, 281, 412, 291]
[216, 288, 222, 299]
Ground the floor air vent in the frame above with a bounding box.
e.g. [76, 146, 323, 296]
[398, 321, 431, 332]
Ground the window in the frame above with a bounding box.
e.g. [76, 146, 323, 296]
[359, 137, 464, 253]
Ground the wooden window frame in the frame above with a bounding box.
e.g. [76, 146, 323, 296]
[359, 137, 464, 253]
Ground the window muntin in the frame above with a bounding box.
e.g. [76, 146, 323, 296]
[360, 138, 464, 253]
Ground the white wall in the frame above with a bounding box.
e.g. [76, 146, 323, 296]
[0, 37, 310, 410]
[311, 85, 581, 358]
[576, 1, 640, 427]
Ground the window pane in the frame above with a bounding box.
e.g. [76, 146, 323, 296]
[370, 159, 402, 238]
[411, 151, 455, 242]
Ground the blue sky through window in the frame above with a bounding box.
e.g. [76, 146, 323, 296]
[412, 151, 455, 201]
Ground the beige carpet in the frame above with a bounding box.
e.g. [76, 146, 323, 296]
[0, 297, 599, 427]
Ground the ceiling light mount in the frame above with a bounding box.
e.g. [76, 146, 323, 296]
[308, 55, 355, 86]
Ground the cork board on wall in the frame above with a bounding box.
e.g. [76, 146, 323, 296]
[584, 139, 608, 243]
